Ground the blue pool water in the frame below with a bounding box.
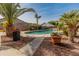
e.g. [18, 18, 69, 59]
[26, 30, 54, 34]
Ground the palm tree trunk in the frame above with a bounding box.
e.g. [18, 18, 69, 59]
[36, 18, 39, 30]
[74, 27, 78, 36]
[5, 24, 14, 37]
[69, 33, 75, 43]
[68, 28, 75, 43]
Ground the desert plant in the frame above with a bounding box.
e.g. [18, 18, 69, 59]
[51, 32, 61, 44]
[60, 10, 79, 42]
[48, 21, 64, 31]
[51, 32, 59, 36]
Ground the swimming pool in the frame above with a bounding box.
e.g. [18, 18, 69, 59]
[26, 30, 54, 34]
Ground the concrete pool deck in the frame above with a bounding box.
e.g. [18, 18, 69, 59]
[0, 46, 25, 56]
[0, 32, 45, 56]
[1, 31, 79, 56]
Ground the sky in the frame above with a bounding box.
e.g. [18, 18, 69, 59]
[18, 3, 79, 24]
[1, 3, 79, 24]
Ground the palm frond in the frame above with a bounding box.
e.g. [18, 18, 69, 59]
[0, 3, 36, 24]
[13, 8, 36, 18]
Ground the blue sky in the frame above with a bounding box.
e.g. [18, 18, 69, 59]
[18, 3, 79, 24]
[1, 3, 79, 24]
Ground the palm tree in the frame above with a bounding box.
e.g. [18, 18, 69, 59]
[48, 21, 64, 31]
[35, 13, 41, 30]
[60, 10, 79, 43]
[0, 3, 36, 36]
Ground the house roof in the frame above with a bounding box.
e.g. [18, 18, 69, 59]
[41, 23, 55, 27]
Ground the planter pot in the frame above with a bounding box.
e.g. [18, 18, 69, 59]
[13, 30, 20, 41]
[51, 35, 61, 44]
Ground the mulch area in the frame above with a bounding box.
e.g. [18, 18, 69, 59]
[1, 36, 34, 50]
[33, 38, 79, 56]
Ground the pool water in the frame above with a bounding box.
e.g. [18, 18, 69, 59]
[26, 30, 54, 34]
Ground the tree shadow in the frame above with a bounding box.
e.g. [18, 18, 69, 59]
[33, 38, 79, 56]
[55, 43, 75, 50]
[1, 36, 34, 50]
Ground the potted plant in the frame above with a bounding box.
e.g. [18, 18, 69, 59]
[51, 32, 61, 44]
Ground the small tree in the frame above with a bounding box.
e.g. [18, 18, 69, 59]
[48, 21, 64, 31]
[60, 10, 79, 43]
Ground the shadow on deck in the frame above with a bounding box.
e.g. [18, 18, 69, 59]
[1, 36, 34, 50]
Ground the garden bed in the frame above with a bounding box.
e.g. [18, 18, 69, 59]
[33, 37, 79, 56]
